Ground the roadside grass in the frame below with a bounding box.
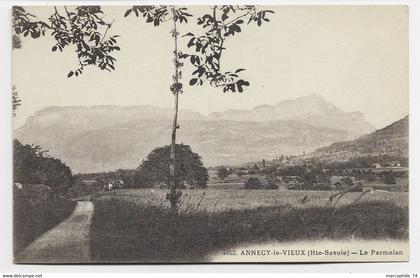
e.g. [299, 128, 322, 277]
[13, 187, 77, 255]
[90, 190, 408, 263]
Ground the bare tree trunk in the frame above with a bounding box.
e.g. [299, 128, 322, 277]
[169, 6, 180, 212]
[169, 92, 179, 211]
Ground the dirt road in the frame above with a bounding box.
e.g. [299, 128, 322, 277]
[15, 201, 94, 263]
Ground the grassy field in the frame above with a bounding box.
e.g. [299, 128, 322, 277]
[89, 188, 408, 263]
[91, 188, 408, 212]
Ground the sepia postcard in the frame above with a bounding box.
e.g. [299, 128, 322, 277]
[12, 5, 409, 264]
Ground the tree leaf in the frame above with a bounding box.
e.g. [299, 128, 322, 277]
[124, 9, 132, 17]
[187, 38, 195, 48]
[189, 78, 198, 86]
[67, 71, 74, 78]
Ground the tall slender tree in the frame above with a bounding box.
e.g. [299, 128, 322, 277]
[124, 5, 274, 211]
[12, 5, 274, 211]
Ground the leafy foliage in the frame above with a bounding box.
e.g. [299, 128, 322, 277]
[136, 144, 208, 188]
[50, 6, 120, 76]
[341, 177, 354, 186]
[265, 173, 279, 189]
[380, 171, 397, 185]
[124, 6, 192, 26]
[12, 85, 21, 117]
[125, 5, 274, 93]
[12, 34, 22, 49]
[216, 167, 229, 179]
[244, 177, 263, 189]
[13, 5, 272, 87]
[12, 6, 49, 40]
[183, 6, 274, 93]
[13, 139, 74, 190]
[12, 6, 120, 77]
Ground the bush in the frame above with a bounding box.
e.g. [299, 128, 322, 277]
[381, 171, 397, 185]
[13, 139, 74, 191]
[244, 177, 262, 190]
[341, 177, 354, 187]
[264, 182, 279, 190]
[135, 144, 208, 188]
[217, 167, 229, 179]
[366, 174, 377, 182]
[236, 171, 246, 177]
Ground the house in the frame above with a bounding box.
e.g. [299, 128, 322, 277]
[14, 182, 23, 191]
[107, 180, 125, 190]
[389, 161, 401, 167]
[372, 163, 382, 168]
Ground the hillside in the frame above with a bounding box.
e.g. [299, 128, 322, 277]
[14, 95, 375, 173]
[308, 116, 408, 161]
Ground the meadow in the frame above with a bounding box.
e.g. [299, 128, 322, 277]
[89, 188, 408, 263]
[92, 188, 408, 212]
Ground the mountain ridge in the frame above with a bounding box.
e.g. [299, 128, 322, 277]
[15, 95, 378, 173]
[17, 94, 375, 133]
[207, 94, 375, 135]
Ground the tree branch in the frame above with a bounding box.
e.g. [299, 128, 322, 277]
[223, 10, 252, 27]
[100, 19, 115, 44]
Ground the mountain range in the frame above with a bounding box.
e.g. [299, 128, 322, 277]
[208, 94, 375, 135]
[15, 94, 377, 173]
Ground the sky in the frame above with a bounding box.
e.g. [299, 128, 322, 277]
[12, 5, 408, 129]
